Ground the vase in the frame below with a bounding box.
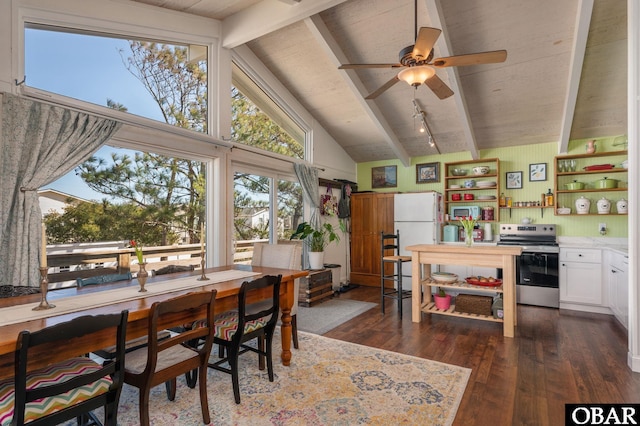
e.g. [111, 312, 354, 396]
[464, 228, 473, 247]
[308, 251, 325, 270]
[434, 294, 452, 310]
[137, 263, 148, 292]
[586, 139, 597, 154]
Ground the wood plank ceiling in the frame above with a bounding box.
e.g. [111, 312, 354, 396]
[127, 0, 627, 165]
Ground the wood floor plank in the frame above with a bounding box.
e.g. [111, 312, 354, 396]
[322, 286, 640, 425]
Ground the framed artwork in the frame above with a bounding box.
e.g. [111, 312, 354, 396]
[506, 171, 523, 189]
[416, 162, 440, 183]
[371, 165, 397, 188]
[529, 163, 547, 181]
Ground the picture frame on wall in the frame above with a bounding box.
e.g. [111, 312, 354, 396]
[529, 163, 547, 181]
[506, 171, 523, 189]
[416, 162, 440, 183]
[371, 165, 397, 188]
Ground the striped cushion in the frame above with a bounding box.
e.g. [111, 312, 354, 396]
[0, 357, 112, 425]
[213, 310, 269, 341]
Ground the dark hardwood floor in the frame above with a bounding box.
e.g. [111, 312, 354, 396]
[322, 285, 640, 426]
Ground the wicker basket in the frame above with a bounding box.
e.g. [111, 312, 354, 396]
[454, 294, 493, 316]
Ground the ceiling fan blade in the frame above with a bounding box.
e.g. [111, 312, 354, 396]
[432, 50, 507, 67]
[339, 63, 403, 69]
[365, 76, 401, 99]
[425, 74, 454, 99]
[412, 27, 441, 61]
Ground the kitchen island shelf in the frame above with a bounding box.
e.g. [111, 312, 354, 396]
[424, 302, 503, 323]
[422, 278, 503, 293]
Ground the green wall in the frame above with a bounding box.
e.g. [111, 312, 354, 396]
[356, 136, 629, 238]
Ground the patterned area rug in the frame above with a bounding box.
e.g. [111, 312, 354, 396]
[63, 331, 470, 425]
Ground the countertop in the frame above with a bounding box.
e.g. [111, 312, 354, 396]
[558, 236, 628, 255]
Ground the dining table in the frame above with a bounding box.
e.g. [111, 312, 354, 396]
[0, 264, 308, 378]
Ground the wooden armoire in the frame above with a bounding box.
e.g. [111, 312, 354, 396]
[349, 192, 395, 287]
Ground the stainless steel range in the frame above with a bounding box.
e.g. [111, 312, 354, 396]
[497, 224, 559, 308]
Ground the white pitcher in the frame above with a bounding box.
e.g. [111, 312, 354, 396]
[575, 196, 591, 214]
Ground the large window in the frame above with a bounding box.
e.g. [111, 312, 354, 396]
[25, 25, 208, 132]
[233, 170, 302, 264]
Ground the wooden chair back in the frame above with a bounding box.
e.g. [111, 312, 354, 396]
[7, 311, 128, 426]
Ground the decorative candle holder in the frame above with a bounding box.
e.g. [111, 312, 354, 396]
[33, 267, 55, 310]
[197, 250, 209, 281]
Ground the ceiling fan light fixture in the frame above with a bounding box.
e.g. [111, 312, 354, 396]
[398, 65, 435, 87]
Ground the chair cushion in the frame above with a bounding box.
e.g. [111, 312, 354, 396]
[213, 310, 269, 341]
[0, 357, 112, 426]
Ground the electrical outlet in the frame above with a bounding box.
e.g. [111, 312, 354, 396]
[599, 223, 607, 235]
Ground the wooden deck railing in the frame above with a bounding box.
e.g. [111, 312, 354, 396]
[44, 238, 279, 289]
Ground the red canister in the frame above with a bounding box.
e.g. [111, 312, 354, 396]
[464, 193, 474, 200]
[452, 193, 462, 201]
[482, 206, 494, 221]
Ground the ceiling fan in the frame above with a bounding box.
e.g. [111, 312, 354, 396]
[339, 1, 507, 100]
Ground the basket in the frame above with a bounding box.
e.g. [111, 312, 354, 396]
[454, 294, 493, 316]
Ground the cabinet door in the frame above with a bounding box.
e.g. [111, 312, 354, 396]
[608, 265, 628, 328]
[560, 261, 603, 305]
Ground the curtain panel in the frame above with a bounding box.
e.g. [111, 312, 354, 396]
[0, 93, 122, 287]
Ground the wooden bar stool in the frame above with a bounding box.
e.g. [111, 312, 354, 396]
[380, 230, 412, 319]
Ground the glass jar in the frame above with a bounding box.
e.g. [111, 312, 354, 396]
[482, 207, 494, 221]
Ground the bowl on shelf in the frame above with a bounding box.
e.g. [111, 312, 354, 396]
[450, 184, 461, 189]
[476, 181, 497, 188]
[472, 166, 490, 175]
[557, 207, 571, 215]
[451, 168, 468, 176]
[431, 272, 458, 283]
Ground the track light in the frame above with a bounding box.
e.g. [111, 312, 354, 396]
[411, 99, 439, 153]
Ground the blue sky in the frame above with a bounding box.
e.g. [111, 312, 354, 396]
[25, 28, 164, 201]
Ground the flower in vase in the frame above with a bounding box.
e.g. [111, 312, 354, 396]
[130, 240, 144, 264]
[456, 216, 478, 233]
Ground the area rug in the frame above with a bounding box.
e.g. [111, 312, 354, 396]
[63, 331, 470, 426]
[296, 298, 377, 335]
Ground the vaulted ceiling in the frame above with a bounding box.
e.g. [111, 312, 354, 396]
[129, 0, 627, 165]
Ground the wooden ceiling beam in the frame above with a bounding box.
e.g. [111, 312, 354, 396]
[425, 0, 479, 159]
[558, 0, 594, 154]
[221, 0, 347, 48]
[306, 14, 412, 166]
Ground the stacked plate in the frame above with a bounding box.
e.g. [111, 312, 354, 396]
[431, 272, 458, 283]
[477, 195, 496, 200]
[476, 181, 497, 188]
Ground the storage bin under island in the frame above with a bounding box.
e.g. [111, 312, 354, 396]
[406, 244, 522, 337]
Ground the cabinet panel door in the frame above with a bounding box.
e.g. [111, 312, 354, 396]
[560, 262, 603, 305]
[351, 194, 374, 235]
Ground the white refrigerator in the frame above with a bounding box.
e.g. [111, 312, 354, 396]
[393, 192, 443, 289]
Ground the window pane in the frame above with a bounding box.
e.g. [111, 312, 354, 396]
[25, 25, 208, 132]
[232, 64, 304, 159]
[233, 172, 271, 264]
[277, 179, 302, 241]
[41, 145, 206, 287]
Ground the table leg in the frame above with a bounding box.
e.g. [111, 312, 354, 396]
[412, 251, 421, 323]
[502, 255, 516, 338]
[279, 279, 293, 366]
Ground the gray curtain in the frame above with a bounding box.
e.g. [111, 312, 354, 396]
[0, 93, 122, 287]
[293, 163, 321, 269]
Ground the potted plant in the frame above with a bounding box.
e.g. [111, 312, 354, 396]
[433, 287, 452, 310]
[290, 221, 341, 270]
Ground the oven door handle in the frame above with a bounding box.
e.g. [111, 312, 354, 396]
[541, 254, 548, 275]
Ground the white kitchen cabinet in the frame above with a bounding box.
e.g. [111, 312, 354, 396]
[559, 248, 604, 307]
[607, 251, 629, 328]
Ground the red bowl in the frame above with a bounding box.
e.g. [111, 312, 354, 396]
[463, 194, 474, 200]
[452, 194, 462, 201]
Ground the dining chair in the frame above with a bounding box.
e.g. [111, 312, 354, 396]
[0, 310, 128, 426]
[123, 290, 217, 426]
[380, 230, 412, 319]
[76, 271, 170, 360]
[209, 274, 282, 404]
[251, 242, 302, 348]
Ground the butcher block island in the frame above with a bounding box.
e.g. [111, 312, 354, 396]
[406, 244, 522, 337]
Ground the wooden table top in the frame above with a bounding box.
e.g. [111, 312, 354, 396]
[0, 264, 308, 376]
